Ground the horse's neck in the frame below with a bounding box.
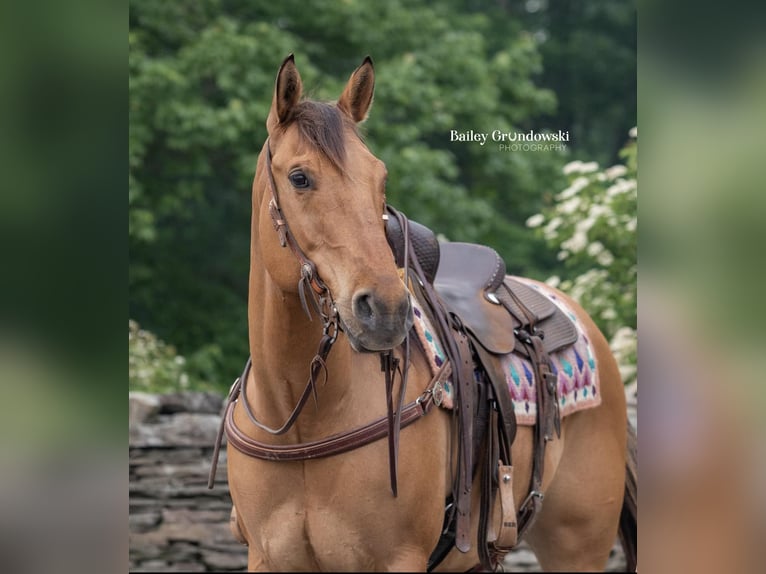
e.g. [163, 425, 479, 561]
[248, 270, 323, 384]
[246, 266, 377, 439]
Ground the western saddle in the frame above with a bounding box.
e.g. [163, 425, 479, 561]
[385, 206, 578, 571]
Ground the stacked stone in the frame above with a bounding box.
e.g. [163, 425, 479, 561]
[129, 390, 631, 572]
[129, 392, 247, 572]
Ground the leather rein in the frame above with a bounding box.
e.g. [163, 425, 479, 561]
[208, 139, 443, 496]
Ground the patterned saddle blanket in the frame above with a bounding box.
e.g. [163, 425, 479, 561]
[412, 278, 601, 425]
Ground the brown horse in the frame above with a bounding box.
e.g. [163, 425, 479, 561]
[221, 55, 636, 572]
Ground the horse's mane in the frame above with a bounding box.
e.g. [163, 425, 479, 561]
[286, 101, 359, 171]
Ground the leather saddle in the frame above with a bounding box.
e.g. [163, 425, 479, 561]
[385, 208, 578, 356]
[384, 205, 579, 571]
[434, 243, 578, 356]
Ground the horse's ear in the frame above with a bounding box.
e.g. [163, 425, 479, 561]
[267, 54, 303, 132]
[337, 56, 375, 123]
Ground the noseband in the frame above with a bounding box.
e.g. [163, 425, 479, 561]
[208, 138, 437, 496]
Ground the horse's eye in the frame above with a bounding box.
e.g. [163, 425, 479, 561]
[288, 170, 310, 190]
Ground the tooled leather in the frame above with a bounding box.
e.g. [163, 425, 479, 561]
[498, 278, 556, 324]
[409, 224, 440, 284]
[498, 279, 578, 356]
[385, 206, 440, 284]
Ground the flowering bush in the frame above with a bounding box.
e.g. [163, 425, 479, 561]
[527, 128, 637, 384]
[129, 319, 190, 393]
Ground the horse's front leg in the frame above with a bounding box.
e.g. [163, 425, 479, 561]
[228, 506, 269, 572]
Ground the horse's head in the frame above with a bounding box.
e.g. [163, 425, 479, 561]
[254, 55, 412, 352]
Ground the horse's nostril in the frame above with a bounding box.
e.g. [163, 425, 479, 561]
[353, 292, 375, 321]
[352, 289, 411, 334]
[399, 296, 412, 320]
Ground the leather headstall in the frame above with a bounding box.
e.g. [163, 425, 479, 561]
[264, 141, 333, 321]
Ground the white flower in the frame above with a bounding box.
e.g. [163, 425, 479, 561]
[526, 213, 545, 228]
[605, 165, 628, 180]
[557, 250, 569, 261]
[543, 216, 562, 240]
[600, 308, 617, 320]
[561, 230, 588, 253]
[559, 196, 582, 215]
[546, 275, 561, 288]
[588, 203, 614, 219]
[575, 215, 597, 235]
[606, 178, 637, 198]
[626, 217, 637, 232]
[587, 241, 605, 256]
[580, 161, 599, 173]
[557, 176, 589, 200]
[629, 126, 638, 138]
[596, 250, 614, 266]
[613, 326, 638, 382]
[563, 160, 584, 175]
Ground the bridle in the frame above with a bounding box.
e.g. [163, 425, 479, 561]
[265, 139, 336, 324]
[208, 138, 442, 496]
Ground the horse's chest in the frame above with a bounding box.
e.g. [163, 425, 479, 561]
[257, 497, 374, 570]
[228, 415, 444, 570]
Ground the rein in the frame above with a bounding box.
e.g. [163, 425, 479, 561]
[208, 139, 432, 496]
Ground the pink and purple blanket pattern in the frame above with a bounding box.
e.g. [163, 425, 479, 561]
[411, 278, 601, 426]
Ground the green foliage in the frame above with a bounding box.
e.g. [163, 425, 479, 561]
[519, 0, 637, 165]
[129, 0, 635, 391]
[527, 129, 637, 383]
[129, 319, 215, 393]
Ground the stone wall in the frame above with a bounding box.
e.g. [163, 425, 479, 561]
[129, 390, 635, 572]
[129, 392, 248, 572]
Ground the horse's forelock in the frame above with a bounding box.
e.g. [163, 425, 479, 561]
[287, 101, 359, 171]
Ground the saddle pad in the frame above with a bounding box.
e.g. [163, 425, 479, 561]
[411, 278, 602, 425]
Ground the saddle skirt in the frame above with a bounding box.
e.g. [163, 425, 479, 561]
[411, 278, 602, 425]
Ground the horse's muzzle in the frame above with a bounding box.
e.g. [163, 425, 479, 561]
[346, 289, 413, 352]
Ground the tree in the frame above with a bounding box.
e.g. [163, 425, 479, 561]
[129, 0, 635, 390]
[518, 0, 637, 165]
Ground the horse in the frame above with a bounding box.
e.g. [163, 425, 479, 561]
[214, 55, 637, 572]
